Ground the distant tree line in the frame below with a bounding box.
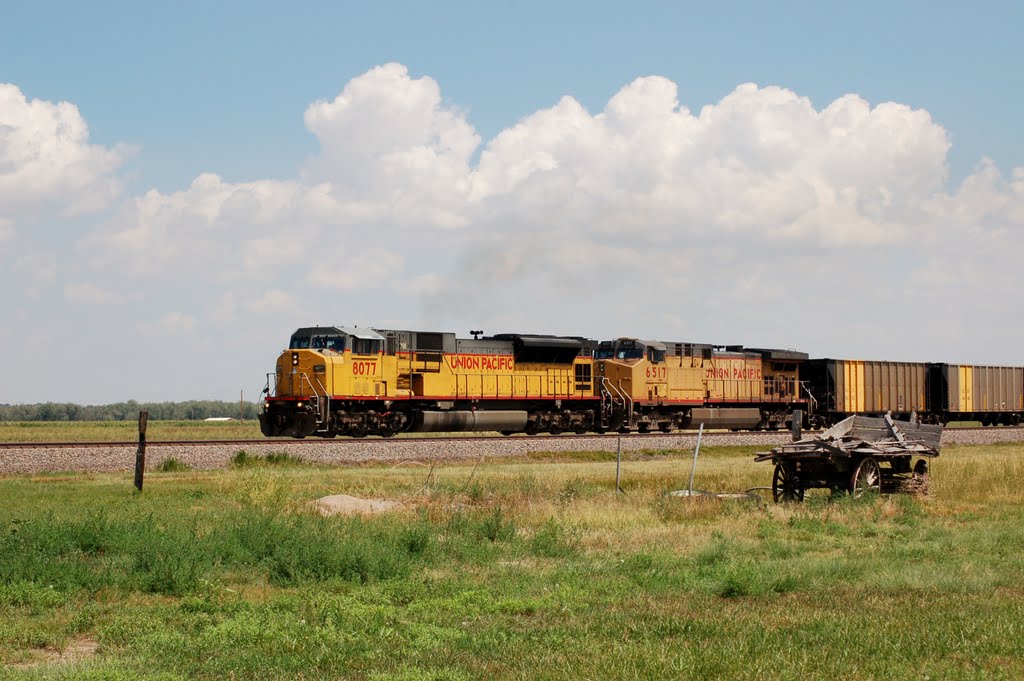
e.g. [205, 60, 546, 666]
[0, 400, 261, 422]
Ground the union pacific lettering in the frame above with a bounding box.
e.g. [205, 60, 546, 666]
[449, 355, 515, 371]
[706, 367, 763, 380]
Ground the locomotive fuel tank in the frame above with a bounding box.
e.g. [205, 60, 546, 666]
[409, 410, 529, 432]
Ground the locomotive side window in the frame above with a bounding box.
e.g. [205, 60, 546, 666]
[575, 363, 592, 389]
[352, 338, 381, 354]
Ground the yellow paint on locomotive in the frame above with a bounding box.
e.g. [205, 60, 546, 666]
[273, 348, 596, 402]
[598, 352, 798, 406]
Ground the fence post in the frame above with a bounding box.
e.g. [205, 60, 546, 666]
[791, 409, 803, 442]
[134, 411, 148, 492]
[688, 423, 704, 495]
[615, 434, 623, 494]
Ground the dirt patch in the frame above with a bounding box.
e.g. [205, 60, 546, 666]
[312, 494, 403, 516]
[8, 635, 99, 669]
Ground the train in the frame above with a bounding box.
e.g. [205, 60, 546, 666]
[258, 325, 1024, 438]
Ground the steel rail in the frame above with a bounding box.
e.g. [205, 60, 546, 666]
[0, 426, 1018, 449]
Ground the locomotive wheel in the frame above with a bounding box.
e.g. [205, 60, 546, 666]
[772, 463, 804, 503]
[850, 457, 881, 498]
[659, 423, 672, 433]
[637, 423, 650, 434]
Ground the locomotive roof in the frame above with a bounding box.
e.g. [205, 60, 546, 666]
[337, 326, 386, 340]
[725, 346, 809, 361]
[290, 326, 385, 340]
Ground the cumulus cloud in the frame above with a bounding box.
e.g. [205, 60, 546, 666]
[303, 63, 480, 228]
[0, 83, 130, 221]
[3, 64, 1024, 402]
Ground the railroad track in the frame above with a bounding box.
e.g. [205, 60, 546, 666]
[0, 426, 1019, 449]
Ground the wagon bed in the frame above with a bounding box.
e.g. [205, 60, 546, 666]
[755, 414, 941, 502]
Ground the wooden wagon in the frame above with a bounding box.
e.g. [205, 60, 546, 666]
[755, 414, 941, 502]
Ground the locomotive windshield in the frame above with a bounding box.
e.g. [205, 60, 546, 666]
[290, 332, 346, 353]
[595, 340, 645, 360]
[312, 335, 346, 352]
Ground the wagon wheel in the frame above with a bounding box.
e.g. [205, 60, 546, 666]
[772, 463, 804, 503]
[849, 457, 881, 498]
[912, 459, 929, 495]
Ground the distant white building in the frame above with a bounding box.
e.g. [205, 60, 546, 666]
[203, 417, 236, 421]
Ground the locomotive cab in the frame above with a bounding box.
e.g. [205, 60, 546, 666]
[260, 326, 386, 438]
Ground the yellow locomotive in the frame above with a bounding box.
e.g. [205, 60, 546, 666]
[258, 326, 812, 437]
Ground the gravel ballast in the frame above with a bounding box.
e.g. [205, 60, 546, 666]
[1, 428, 1021, 476]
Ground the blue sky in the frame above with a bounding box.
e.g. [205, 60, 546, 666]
[2, 2, 1023, 403]
[4, 2, 1020, 192]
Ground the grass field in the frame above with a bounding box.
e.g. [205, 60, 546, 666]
[0, 420, 265, 442]
[2, 444, 1024, 679]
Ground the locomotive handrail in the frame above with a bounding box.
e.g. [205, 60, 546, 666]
[296, 372, 331, 433]
[600, 376, 629, 420]
[616, 379, 634, 424]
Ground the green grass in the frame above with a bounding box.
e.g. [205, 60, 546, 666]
[2, 445, 1024, 678]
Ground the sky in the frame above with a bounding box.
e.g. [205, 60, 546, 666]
[2, 1, 1023, 404]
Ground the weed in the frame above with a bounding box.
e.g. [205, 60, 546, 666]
[157, 457, 192, 472]
[478, 507, 516, 543]
[529, 517, 579, 558]
[558, 477, 586, 504]
[231, 449, 304, 469]
[230, 450, 255, 467]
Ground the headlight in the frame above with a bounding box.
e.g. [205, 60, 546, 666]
[292, 352, 299, 365]
[297, 402, 304, 408]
